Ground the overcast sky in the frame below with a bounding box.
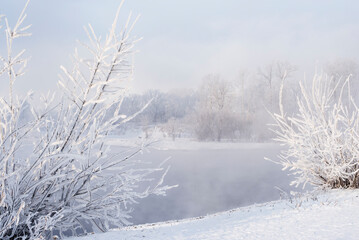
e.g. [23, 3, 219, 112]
[2, 0, 359, 94]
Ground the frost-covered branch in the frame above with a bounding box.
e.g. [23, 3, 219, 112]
[0, 1, 174, 239]
[270, 73, 359, 189]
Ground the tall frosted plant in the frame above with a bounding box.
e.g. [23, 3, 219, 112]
[270, 73, 359, 189]
[0, 1, 173, 239]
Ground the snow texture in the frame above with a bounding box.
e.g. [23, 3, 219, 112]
[68, 189, 359, 240]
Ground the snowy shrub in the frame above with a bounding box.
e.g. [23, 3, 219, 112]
[270, 73, 359, 189]
[0, 1, 174, 239]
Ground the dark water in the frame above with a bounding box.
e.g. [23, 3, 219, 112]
[125, 144, 296, 225]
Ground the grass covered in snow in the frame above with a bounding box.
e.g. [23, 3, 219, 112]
[67, 189, 359, 240]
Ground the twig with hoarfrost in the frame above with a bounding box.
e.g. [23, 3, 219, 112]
[0, 1, 174, 239]
[270, 73, 359, 189]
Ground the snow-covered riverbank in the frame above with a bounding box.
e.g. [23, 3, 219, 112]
[68, 189, 359, 240]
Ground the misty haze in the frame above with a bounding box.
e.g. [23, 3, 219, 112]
[1, 1, 359, 239]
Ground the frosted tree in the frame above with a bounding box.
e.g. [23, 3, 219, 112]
[258, 61, 296, 112]
[0, 1, 174, 239]
[325, 59, 359, 101]
[194, 74, 241, 141]
[270, 73, 359, 189]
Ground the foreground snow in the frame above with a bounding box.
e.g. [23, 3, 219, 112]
[68, 189, 359, 240]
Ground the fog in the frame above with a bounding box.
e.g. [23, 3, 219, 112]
[2, 1, 359, 95]
[1, 1, 357, 236]
[128, 144, 297, 225]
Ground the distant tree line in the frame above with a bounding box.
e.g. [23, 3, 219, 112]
[116, 59, 359, 142]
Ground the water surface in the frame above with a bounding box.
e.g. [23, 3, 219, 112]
[123, 143, 297, 225]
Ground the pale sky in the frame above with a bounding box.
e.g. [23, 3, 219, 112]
[2, 0, 359, 94]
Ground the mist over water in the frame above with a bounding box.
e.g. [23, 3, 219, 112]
[128, 144, 297, 225]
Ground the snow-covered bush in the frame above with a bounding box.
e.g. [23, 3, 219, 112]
[271, 73, 359, 189]
[0, 1, 174, 239]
